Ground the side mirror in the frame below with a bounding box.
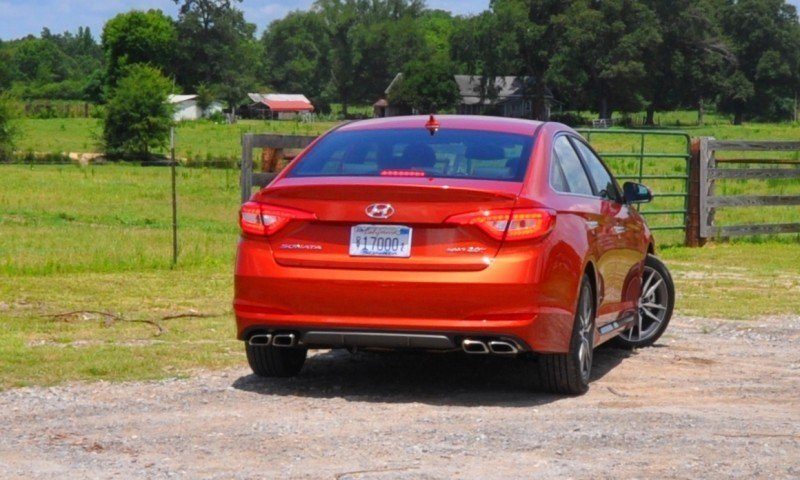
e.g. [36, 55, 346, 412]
[623, 181, 653, 204]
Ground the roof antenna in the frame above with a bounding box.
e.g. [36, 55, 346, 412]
[424, 114, 440, 136]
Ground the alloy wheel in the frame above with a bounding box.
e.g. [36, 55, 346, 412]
[621, 265, 669, 342]
[577, 285, 594, 381]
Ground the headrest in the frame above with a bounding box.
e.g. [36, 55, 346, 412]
[465, 144, 505, 160]
[399, 143, 437, 168]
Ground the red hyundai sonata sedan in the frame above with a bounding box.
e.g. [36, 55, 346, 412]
[234, 115, 674, 394]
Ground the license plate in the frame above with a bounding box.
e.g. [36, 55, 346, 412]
[349, 224, 412, 258]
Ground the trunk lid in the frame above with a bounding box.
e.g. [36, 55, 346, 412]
[253, 177, 522, 271]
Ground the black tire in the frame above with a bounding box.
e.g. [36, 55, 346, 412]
[612, 254, 674, 349]
[245, 343, 307, 377]
[538, 275, 595, 395]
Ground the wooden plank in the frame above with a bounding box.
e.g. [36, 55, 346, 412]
[240, 135, 254, 204]
[699, 137, 713, 238]
[251, 135, 316, 149]
[252, 172, 279, 187]
[716, 158, 800, 165]
[708, 140, 800, 152]
[711, 223, 800, 237]
[709, 168, 800, 179]
[707, 195, 800, 207]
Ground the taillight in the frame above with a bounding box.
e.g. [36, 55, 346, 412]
[239, 202, 316, 236]
[446, 208, 555, 241]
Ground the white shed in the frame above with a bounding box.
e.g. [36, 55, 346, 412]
[168, 94, 223, 121]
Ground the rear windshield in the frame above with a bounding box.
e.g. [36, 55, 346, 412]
[287, 128, 534, 182]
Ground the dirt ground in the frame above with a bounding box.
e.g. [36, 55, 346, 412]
[1, 315, 798, 480]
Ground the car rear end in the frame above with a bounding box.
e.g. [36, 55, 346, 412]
[234, 116, 572, 356]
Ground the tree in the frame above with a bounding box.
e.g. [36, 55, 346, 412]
[388, 54, 460, 113]
[101, 10, 177, 89]
[640, 0, 731, 125]
[0, 93, 18, 160]
[261, 11, 330, 101]
[173, 0, 258, 107]
[316, 0, 368, 117]
[102, 65, 174, 158]
[487, 0, 569, 119]
[719, 0, 800, 123]
[548, 0, 662, 120]
[0, 41, 14, 90]
[195, 83, 214, 114]
[12, 38, 71, 83]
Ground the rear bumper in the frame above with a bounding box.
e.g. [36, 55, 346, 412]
[234, 238, 578, 353]
[244, 329, 527, 351]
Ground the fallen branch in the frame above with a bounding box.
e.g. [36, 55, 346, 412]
[48, 310, 120, 320]
[45, 310, 165, 336]
[161, 311, 220, 320]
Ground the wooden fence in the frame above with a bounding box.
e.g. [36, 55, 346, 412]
[697, 138, 800, 239]
[240, 134, 316, 203]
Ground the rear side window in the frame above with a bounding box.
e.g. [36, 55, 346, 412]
[572, 140, 620, 202]
[552, 136, 593, 195]
[287, 129, 534, 182]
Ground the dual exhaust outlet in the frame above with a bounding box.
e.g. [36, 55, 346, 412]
[248, 333, 297, 348]
[462, 338, 519, 355]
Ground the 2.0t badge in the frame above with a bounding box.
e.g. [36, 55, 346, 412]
[365, 203, 395, 219]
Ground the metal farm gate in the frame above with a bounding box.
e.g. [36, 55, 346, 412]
[577, 129, 692, 236]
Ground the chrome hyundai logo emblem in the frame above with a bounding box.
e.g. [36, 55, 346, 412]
[365, 203, 395, 219]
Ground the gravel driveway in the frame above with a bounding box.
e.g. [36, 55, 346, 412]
[1, 316, 798, 479]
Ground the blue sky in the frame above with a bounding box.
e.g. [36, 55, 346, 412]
[1, 0, 799, 41]
[0, 0, 489, 40]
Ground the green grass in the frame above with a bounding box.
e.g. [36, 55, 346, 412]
[0, 164, 243, 388]
[661, 242, 800, 319]
[14, 118, 339, 164]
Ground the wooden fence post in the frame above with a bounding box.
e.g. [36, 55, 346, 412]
[240, 134, 253, 204]
[685, 138, 704, 247]
[698, 137, 715, 240]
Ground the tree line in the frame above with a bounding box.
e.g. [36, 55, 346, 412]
[1, 0, 799, 126]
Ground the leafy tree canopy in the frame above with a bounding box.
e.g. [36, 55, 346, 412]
[102, 64, 174, 158]
[101, 10, 177, 89]
[388, 55, 460, 113]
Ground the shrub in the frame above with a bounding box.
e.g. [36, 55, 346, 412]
[102, 64, 173, 159]
[0, 93, 19, 160]
[549, 112, 591, 127]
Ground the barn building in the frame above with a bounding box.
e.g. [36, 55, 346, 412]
[167, 94, 223, 121]
[244, 93, 315, 120]
[375, 74, 559, 119]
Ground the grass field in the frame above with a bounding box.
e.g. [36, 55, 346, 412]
[1, 163, 799, 390]
[13, 118, 339, 164]
[13, 110, 800, 159]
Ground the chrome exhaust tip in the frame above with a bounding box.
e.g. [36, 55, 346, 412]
[248, 334, 272, 347]
[488, 340, 519, 355]
[272, 333, 297, 347]
[462, 339, 489, 354]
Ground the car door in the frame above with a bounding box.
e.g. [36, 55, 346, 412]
[570, 138, 642, 319]
[550, 135, 617, 323]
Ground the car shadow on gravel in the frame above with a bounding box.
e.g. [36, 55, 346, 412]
[231, 347, 633, 406]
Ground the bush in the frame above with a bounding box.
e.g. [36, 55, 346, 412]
[0, 93, 19, 160]
[102, 64, 173, 159]
[549, 112, 591, 127]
